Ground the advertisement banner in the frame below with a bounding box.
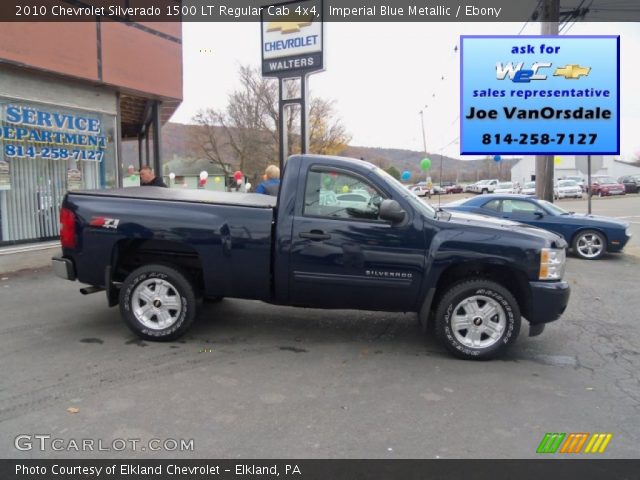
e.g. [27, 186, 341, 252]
[460, 35, 620, 155]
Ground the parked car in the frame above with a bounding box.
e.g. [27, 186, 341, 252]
[618, 174, 640, 193]
[445, 184, 464, 194]
[588, 176, 626, 197]
[493, 182, 516, 194]
[474, 179, 499, 194]
[521, 181, 536, 195]
[409, 185, 430, 197]
[52, 154, 570, 360]
[464, 182, 481, 193]
[562, 175, 586, 192]
[443, 194, 631, 260]
[335, 192, 371, 209]
[554, 180, 583, 199]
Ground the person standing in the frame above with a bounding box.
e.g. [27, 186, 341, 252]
[256, 165, 280, 196]
[139, 165, 167, 187]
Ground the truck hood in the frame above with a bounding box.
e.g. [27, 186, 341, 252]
[440, 210, 566, 246]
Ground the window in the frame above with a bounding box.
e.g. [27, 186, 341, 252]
[502, 199, 541, 215]
[482, 199, 501, 211]
[303, 168, 385, 221]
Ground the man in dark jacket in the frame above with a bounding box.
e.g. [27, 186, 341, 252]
[255, 165, 280, 196]
[140, 165, 167, 187]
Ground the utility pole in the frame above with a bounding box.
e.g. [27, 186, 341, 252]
[419, 106, 428, 183]
[535, 0, 559, 202]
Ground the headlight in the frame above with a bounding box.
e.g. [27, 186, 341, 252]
[539, 248, 566, 280]
[626, 227, 632, 237]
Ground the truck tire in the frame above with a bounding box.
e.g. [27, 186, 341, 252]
[119, 264, 197, 341]
[481, 188, 488, 194]
[434, 279, 521, 360]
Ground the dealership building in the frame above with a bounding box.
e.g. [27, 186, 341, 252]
[0, 15, 183, 247]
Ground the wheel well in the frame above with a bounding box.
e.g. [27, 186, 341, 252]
[432, 262, 531, 320]
[112, 239, 204, 293]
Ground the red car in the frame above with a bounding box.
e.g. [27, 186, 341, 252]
[589, 176, 626, 197]
[445, 184, 464, 194]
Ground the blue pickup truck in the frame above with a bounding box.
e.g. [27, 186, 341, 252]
[52, 155, 570, 360]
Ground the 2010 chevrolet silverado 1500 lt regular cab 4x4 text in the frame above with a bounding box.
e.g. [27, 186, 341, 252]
[52, 155, 570, 360]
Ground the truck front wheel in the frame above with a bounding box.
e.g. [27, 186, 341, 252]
[434, 279, 521, 360]
[119, 264, 197, 341]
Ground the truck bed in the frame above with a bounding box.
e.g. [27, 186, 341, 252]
[72, 187, 277, 208]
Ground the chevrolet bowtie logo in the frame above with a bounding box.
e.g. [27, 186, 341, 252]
[266, 21, 312, 34]
[554, 64, 591, 79]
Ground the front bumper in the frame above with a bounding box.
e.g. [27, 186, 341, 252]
[52, 256, 76, 281]
[527, 280, 570, 325]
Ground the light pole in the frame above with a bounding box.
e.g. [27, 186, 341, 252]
[419, 106, 428, 154]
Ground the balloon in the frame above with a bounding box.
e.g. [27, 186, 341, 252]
[236, 178, 242, 185]
[214, 176, 221, 183]
[199, 170, 208, 180]
[169, 172, 175, 181]
[342, 185, 349, 193]
[401, 170, 411, 182]
[198, 178, 206, 187]
[554, 156, 562, 165]
[323, 176, 333, 187]
[420, 158, 431, 171]
[233, 170, 243, 181]
[493, 155, 502, 162]
[244, 182, 252, 192]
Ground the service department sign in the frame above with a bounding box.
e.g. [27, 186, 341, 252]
[460, 35, 620, 155]
[261, 0, 324, 77]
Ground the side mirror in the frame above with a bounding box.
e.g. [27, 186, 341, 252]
[379, 199, 406, 224]
[534, 211, 544, 219]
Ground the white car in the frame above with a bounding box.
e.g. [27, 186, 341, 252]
[335, 192, 371, 208]
[562, 176, 585, 192]
[554, 180, 583, 199]
[473, 179, 499, 194]
[409, 185, 430, 197]
[493, 182, 516, 194]
[521, 181, 536, 195]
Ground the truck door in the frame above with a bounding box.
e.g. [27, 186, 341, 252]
[288, 166, 425, 311]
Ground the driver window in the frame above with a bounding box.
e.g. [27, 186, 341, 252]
[303, 169, 386, 220]
[503, 200, 540, 215]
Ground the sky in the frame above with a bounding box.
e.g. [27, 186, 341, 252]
[170, 21, 640, 161]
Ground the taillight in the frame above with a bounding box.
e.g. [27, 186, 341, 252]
[59, 207, 76, 249]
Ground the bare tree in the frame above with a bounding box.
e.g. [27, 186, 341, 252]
[193, 64, 351, 181]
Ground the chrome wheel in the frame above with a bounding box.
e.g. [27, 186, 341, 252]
[576, 232, 604, 259]
[450, 295, 506, 349]
[131, 278, 183, 330]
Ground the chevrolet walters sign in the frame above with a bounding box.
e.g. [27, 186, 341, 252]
[261, 0, 324, 76]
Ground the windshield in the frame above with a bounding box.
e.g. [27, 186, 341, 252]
[373, 168, 436, 218]
[558, 180, 577, 187]
[539, 200, 570, 215]
[524, 182, 535, 188]
[595, 176, 617, 184]
[498, 182, 513, 188]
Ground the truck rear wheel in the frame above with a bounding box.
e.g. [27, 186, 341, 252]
[434, 279, 521, 360]
[119, 264, 197, 341]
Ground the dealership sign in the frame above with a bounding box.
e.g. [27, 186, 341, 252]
[261, 0, 324, 77]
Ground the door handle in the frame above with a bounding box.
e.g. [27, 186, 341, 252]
[299, 230, 331, 241]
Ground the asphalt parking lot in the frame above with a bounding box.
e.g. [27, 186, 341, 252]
[1, 224, 639, 459]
